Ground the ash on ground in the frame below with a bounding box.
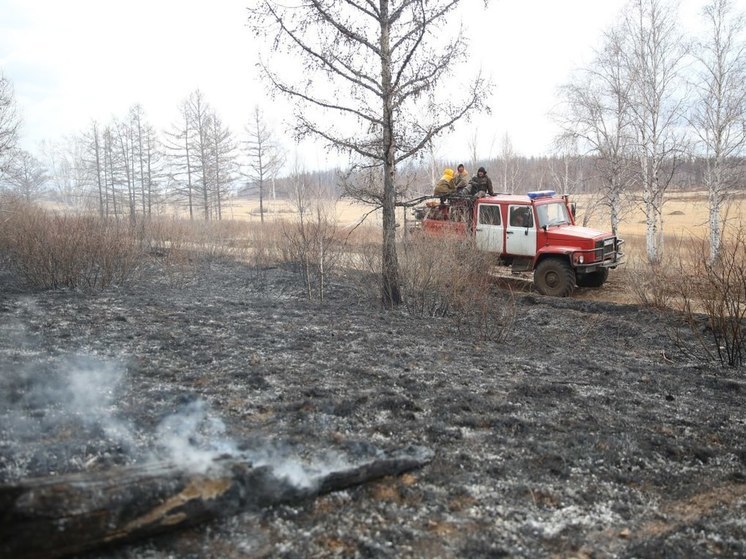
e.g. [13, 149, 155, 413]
[1, 259, 744, 558]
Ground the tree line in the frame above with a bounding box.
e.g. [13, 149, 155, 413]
[0, 87, 285, 224]
[554, 0, 746, 264]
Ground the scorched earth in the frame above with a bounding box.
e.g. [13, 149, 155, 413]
[0, 258, 744, 558]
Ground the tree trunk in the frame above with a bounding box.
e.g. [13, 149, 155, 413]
[379, 0, 402, 308]
[0, 445, 432, 559]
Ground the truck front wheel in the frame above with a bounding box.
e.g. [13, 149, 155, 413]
[534, 258, 576, 297]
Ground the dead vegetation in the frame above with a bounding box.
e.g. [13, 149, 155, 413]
[1, 253, 743, 558]
[623, 227, 746, 368]
[2, 191, 744, 368]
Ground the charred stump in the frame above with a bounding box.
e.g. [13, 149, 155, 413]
[0, 445, 433, 559]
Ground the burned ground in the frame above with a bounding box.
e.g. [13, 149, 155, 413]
[0, 258, 744, 558]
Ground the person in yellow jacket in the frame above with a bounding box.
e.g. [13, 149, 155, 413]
[433, 168, 456, 201]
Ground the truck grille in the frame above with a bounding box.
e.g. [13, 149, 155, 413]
[595, 238, 617, 262]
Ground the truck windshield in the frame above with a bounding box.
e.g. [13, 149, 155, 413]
[536, 202, 571, 228]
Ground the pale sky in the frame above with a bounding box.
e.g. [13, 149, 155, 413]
[1, 0, 710, 167]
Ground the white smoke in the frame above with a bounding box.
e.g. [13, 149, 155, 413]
[5, 354, 134, 444]
[154, 398, 238, 474]
[1, 343, 359, 487]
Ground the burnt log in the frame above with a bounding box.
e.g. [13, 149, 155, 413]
[0, 445, 433, 559]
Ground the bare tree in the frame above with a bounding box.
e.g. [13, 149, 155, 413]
[284, 152, 340, 301]
[2, 149, 48, 201]
[164, 98, 198, 219]
[244, 106, 283, 224]
[164, 90, 215, 220]
[250, 0, 488, 307]
[82, 121, 107, 218]
[497, 132, 519, 194]
[555, 26, 636, 235]
[0, 73, 21, 175]
[164, 91, 232, 221]
[207, 111, 238, 221]
[690, 0, 746, 263]
[128, 104, 163, 219]
[102, 125, 124, 219]
[467, 127, 480, 173]
[622, 0, 689, 264]
[113, 117, 137, 223]
[40, 138, 90, 208]
[80, 108, 163, 221]
[188, 91, 214, 221]
[164, 91, 238, 221]
[549, 137, 584, 195]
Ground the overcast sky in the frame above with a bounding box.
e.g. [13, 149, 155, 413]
[1, 0, 708, 168]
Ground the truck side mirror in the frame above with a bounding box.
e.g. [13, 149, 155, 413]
[570, 203, 577, 219]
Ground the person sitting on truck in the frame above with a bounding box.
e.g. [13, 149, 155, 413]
[469, 167, 494, 198]
[433, 168, 457, 202]
[453, 164, 469, 193]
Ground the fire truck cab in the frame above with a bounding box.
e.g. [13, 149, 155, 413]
[413, 190, 624, 297]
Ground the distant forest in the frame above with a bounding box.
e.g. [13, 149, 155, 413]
[264, 154, 746, 204]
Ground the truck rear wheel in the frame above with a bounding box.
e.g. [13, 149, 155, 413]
[534, 258, 576, 297]
[576, 268, 609, 288]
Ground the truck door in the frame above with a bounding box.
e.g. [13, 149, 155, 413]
[505, 205, 537, 256]
[475, 204, 503, 253]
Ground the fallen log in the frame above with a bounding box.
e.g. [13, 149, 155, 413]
[0, 444, 433, 559]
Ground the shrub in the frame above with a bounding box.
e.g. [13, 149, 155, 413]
[0, 201, 141, 290]
[629, 228, 746, 368]
[673, 229, 746, 368]
[279, 203, 344, 302]
[399, 234, 514, 342]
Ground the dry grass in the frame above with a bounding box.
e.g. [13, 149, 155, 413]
[398, 235, 515, 342]
[0, 197, 141, 290]
[5, 192, 744, 365]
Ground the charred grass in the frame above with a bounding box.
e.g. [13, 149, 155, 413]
[0, 196, 745, 557]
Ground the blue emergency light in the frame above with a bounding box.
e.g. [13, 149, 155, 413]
[527, 190, 556, 199]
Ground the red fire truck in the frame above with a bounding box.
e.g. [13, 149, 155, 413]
[411, 190, 624, 297]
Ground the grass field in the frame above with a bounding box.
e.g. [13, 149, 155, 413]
[225, 189, 746, 247]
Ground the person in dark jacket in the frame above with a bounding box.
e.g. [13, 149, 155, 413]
[453, 163, 469, 192]
[469, 167, 494, 197]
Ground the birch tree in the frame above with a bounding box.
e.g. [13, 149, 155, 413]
[690, 0, 746, 263]
[497, 132, 519, 194]
[556, 27, 635, 235]
[250, 0, 488, 307]
[622, 0, 688, 264]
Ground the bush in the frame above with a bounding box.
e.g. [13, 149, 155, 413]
[673, 230, 746, 368]
[0, 200, 141, 290]
[399, 234, 514, 342]
[630, 229, 746, 368]
[280, 204, 344, 302]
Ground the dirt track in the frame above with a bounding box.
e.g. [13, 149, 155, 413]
[1, 258, 744, 558]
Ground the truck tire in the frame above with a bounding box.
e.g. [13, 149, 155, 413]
[534, 258, 576, 297]
[576, 268, 609, 288]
